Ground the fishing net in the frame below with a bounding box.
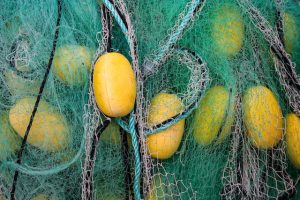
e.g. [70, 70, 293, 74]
[0, 0, 102, 199]
[127, 0, 300, 199]
[1, 0, 300, 200]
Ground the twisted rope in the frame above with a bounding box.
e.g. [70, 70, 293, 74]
[101, 1, 142, 199]
[129, 111, 141, 200]
[103, 0, 208, 198]
[143, 0, 206, 77]
[102, 0, 129, 43]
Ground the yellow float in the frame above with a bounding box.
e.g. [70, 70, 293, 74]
[286, 113, 300, 168]
[193, 86, 235, 146]
[93, 52, 136, 117]
[211, 4, 245, 57]
[53, 45, 92, 86]
[147, 93, 185, 159]
[243, 86, 283, 149]
[9, 97, 70, 152]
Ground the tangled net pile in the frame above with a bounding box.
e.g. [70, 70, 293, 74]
[0, 0, 300, 199]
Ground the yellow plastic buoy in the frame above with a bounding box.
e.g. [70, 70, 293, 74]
[147, 93, 185, 159]
[0, 112, 21, 161]
[193, 86, 235, 146]
[9, 97, 70, 152]
[243, 86, 283, 149]
[93, 52, 136, 117]
[211, 4, 245, 57]
[283, 12, 298, 54]
[286, 113, 300, 168]
[53, 45, 92, 86]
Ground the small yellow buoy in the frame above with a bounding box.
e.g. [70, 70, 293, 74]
[243, 86, 283, 149]
[211, 4, 245, 57]
[93, 52, 136, 117]
[193, 86, 235, 146]
[286, 113, 300, 168]
[53, 45, 92, 86]
[147, 93, 185, 159]
[9, 97, 70, 152]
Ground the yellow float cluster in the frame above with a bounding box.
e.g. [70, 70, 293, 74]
[4, 48, 300, 172]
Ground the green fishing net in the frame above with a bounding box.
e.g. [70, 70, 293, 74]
[0, 0, 100, 199]
[1, 0, 300, 200]
[128, 0, 300, 199]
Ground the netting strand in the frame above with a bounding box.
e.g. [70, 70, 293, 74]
[9, 0, 62, 199]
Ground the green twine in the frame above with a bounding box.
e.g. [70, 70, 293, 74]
[152, 0, 206, 64]
[115, 49, 209, 136]
[3, 130, 86, 176]
[143, 0, 206, 76]
[114, 114, 141, 200]
[102, 0, 131, 45]
[115, 118, 130, 133]
[103, 1, 209, 199]
[102, 1, 142, 199]
[128, 111, 141, 200]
